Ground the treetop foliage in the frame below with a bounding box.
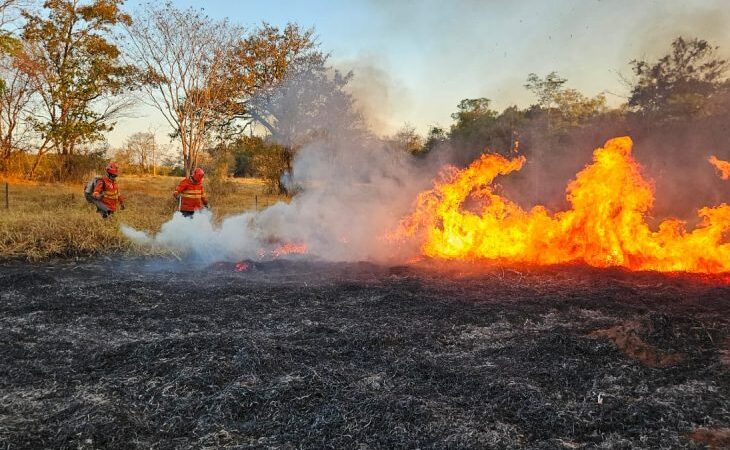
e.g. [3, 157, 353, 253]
[629, 37, 729, 120]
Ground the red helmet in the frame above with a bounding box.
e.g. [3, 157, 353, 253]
[192, 167, 204, 182]
[106, 162, 119, 176]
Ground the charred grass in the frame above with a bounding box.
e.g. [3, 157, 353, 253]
[0, 177, 282, 260]
[0, 260, 728, 449]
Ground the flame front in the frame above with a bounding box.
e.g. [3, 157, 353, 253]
[392, 137, 730, 273]
[709, 155, 730, 180]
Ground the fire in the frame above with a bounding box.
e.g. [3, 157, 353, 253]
[255, 239, 308, 259]
[392, 137, 730, 274]
[270, 242, 308, 258]
[709, 155, 730, 180]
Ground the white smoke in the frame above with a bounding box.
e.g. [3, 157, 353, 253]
[122, 211, 261, 262]
[122, 151, 423, 263]
[121, 63, 445, 264]
[121, 133, 438, 264]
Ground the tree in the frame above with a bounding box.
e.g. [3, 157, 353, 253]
[449, 98, 505, 153]
[552, 89, 607, 131]
[525, 72, 567, 130]
[422, 126, 446, 154]
[0, 49, 37, 171]
[525, 72, 567, 110]
[221, 135, 277, 179]
[21, 0, 138, 179]
[220, 23, 328, 142]
[219, 23, 365, 193]
[446, 100, 528, 160]
[0, 1, 38, 174]
[390, 124, 424, 155]
[126, 1, 240, 175]
[628, 37, 728, 121]
[124, 131, 156, 173]
[451, 98, 495, 125]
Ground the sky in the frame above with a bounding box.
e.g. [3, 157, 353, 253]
[109, 0, 730, 148]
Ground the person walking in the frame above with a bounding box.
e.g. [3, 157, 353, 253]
[91, 162, 125, 218]
[173, 167, 208, 218]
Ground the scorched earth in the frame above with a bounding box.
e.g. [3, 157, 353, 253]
[1, 258, 729, 449]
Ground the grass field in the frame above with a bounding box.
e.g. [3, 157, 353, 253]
[0, 175, 284, 260]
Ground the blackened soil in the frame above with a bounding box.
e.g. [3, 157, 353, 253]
[1, 258, 729, 449]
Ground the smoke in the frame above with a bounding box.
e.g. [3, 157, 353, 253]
[121, 70, 439, 264]
[122, 145, 435, 263]
[337, 55, 413, 137]
[122, 212, 262, 262]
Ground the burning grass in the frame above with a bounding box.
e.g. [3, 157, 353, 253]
[0, 176, 283, 260]
[391, 137, 730, 274]
[0, 258, 728, 448]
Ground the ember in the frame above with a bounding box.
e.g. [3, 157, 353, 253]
[392, 137, 730, 274]
[234, 262, 250, 272]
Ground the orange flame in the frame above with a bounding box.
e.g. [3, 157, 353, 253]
[270, 243, 308, 258]
[392, 137, 730, 273]
[709, 155, 730, 180]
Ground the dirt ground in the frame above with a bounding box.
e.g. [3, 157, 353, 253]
[1, 258, 729, 449]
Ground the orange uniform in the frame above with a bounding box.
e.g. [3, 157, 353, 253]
[174, 177, 208, 212]
[92, 176, 125, 212]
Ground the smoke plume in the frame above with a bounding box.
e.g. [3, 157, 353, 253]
[122, 70, 438, 264]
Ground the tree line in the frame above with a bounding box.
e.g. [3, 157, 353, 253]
[0, 1, 728, 196]
[391, 36, 729, 164]
[0, 0, 360, 191]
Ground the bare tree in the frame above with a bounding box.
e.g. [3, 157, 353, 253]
[125, 2, 240, 176]
[123, 131, 157, 173]
[0, 1, 41, 174]
[0, 0, 25, 26]
[0, 50, 39, 171]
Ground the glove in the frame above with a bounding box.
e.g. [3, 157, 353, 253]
[120, 203, 126, 210]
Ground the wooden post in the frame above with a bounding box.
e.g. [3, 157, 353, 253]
[255, 194, 258, 212]
[5, 182, 8, 209]
[152, 141, 156, 176]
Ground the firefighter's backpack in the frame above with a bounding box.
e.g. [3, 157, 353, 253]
[83, 176, 102, 202]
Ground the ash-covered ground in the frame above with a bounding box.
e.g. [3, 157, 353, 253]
[1, 258, 729, 449]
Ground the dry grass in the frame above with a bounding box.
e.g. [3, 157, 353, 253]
[0, 175, 284, 260]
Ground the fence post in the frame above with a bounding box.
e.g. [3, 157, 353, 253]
[255, 194, 258, 212]
[4, 182, 7, 209]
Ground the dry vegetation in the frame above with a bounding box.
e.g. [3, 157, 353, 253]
[0, 176, 283, 260]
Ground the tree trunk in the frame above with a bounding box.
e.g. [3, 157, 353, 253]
[28, 151, 44, 180]
[276, 146, 294, 196]
[27, 138, 51, 180]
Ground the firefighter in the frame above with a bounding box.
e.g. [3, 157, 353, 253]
[173, 167, 208, 218]
[92, 162, 125, 219]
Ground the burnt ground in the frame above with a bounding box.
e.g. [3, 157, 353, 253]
[0, 258, 729, 449]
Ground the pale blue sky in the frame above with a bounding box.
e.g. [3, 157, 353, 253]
[109, 0, 730, 148]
